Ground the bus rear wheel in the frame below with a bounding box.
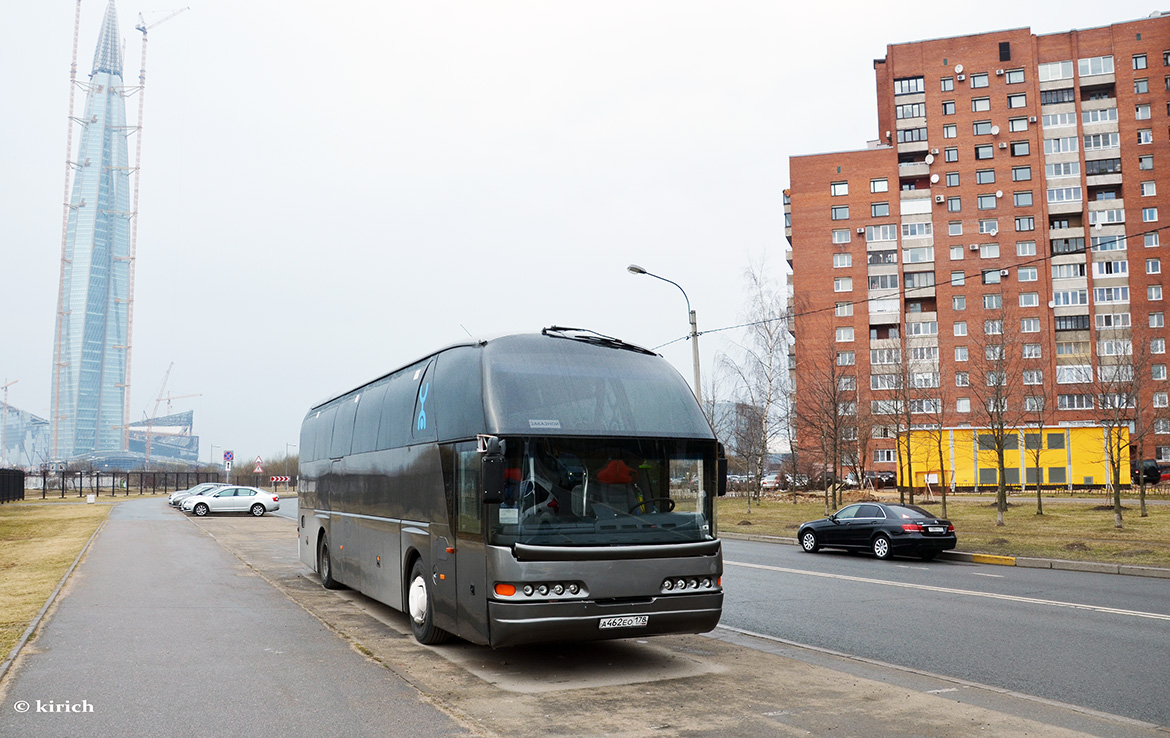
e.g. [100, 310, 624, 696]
[318, 534, 342, 590]
[407, 559, 451, 645]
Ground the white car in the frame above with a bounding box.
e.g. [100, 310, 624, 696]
[168, 482, 226, 507]
[181, 485, 280, 517]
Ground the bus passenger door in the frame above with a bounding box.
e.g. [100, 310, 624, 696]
[452, 443, 489, 644]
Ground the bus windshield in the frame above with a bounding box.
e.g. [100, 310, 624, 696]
[488, 436, 715, 547]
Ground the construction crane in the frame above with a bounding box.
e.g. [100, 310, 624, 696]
[163, 392, 201, 415]
[1, 379, 17, 467]
[142, 363, 173, 468]
[121, 5, 189, 451]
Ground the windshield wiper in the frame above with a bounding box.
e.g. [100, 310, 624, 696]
[541, 326, 656, 356]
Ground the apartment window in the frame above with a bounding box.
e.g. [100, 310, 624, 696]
[1011, 165, 1032, 182]
[1150, 285, 1164, 301]
[1138, 104, 1152, 120]
[1157, 419, 1170, 434]
[1083, 108, 1118, 124]
[833, 253, 852, 268]
[904, 272, 935, 289]
[834, 277, 852, 292]
[972, 97, 991, 112]
[978, 194, 997, 210]
[1095, 286, 1130, 303]
[942, 100, 955, 115]
[1040, 87, 1075, 104]
[1023, 344, 1042, 359]
[1006, 68, 1025, 84]
[1017, 241, 1036, 256]
[941, 76, 954, 91]
[1009, 117, 1028, 132]
[1156, 393, 1170, 409]
[1021, 317, 1040, 332]
[894, 76, 925, 95]
[955, 346, 969, 361]
[1149, 233, 1162, 249]
[1039, 61, 1073, 81]
[836, 327, 854, 342]
[903, 245, 934, 262]
[949, 245, 964, 260]
[837, 351, 855, 366]
[956, 372, 970, 387]
[1052, 263, 1086, 279]
[831, 182, 849, 196]
[831, 205, 850, 220]
[871, 178, 889, 193]
[975, 169, 995, 185]
[1097, 312, 1130, 329]
[1015, 216, 1035, 231]
[956, 398, 971, 413]
[971, 73, 989, 88]
[1078, 56, 1114, 76]
[1149, 258, 1162, 274]
[1136, 54, 1149, 70]
[1019, 292, 1039, 307]
[896, 102, 926, 119]
[872, 202, 890, 217]
[975, 145, 994, 160]
[835, 302, 853, 318]
[1083, 159, 1117, 176]
[1007, 93, 1026, 108]
[1053, 289, 1088, 306]
[1010, 141, 1029, 156]
[1057, 394, 1095, 410]
[1085, 132, 1121, 150]
[943, 124, 957, 139]
[832, 229, 851, 244]
[1156, 338, 1167, 354]
[979, 219, 999, 234]
[868, 250, 896, 265]
[1136, 78, 1150, 94]
[953, 295, 966, 311]
[1024, 369, 1043, 384]
[1155, 364, 1167, 380]
[1140, 181, 1157, 198]
[866, 224, 898, 242]
[1152, 311, 1165, 328]
[984, 319, 1003, 335]
[1014, 191, 1033, 207]
[1140, 129, 1154, 145]
[1045, 137, 1078, 154]
[897, 127, 928, 143]
[979, 243, 999, 259]
[868, 274, 899, 290]
[983, 293, 1002, 309]
[1140, 155, 1154, 170]
[947, 221, 962, 237]
[951, 270, 965, 286]
[954, 321, 967, 336]
[946, 172, 960, 187]
[944, 147, 958, 163]
[1143, 207, 1159, 223]
[947, 197, 961, 212]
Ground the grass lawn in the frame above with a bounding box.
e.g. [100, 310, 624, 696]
[718, 492, 1170, 568]
[0, 503, 111, 658]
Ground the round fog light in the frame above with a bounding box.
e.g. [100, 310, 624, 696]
[553, 584, 564, 595]
[676, 579, 686, 590]
[537, 584, 549, 596]
[522, 585, 534, 596]
[663, 580, 673, 591]
[568, 583, 580, 594]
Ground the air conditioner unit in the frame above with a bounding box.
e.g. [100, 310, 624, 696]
[935, 194, 945, 203]
[998, 142, 1008, 149]
[857, 227, 866, 234]
[1000, 269, 1010, 277]
[986, 227, 998, 236]
[957, 74, 966, 81]
[996, 69, 1005, 76]
[970, 243, 981, 251]
[930, 148, 940, 155]
[1028, 116, 1038, 123]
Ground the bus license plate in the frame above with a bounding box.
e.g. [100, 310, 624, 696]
[599, 616, 648, 629]
[928, 526, 945, 533]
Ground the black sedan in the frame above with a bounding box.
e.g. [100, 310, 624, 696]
[797, 502, 956, 561]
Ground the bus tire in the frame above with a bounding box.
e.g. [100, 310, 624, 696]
[407, 558, 451, 645]
[318, 534, 342, 590]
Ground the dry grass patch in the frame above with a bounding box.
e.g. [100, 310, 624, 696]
[718, 494, 1170, 568]
[0, 504, 110, 657]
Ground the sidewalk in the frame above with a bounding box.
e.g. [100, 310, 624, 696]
[0, 499, 468, 738]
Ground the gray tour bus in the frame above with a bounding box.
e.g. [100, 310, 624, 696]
[298, 327, 725, 647]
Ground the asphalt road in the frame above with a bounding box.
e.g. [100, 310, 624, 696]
[720, 538, 1170, 727]
[0, 499, 466, 738]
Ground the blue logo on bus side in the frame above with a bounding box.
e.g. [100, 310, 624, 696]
[417, 382, 429, 430]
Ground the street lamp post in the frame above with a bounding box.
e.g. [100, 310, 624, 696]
[627, 265, 702, 407]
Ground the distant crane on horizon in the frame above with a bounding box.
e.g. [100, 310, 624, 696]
[1, 379, 17, 467]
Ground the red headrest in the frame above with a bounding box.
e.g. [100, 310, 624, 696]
[597, 460, 636, 484]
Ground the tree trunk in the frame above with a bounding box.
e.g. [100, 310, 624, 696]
[1113, 480, 1124, 530]
[823, 486, 830, 516]
[1140, 481, 1148, 518]
[996, 455, 1007, 527]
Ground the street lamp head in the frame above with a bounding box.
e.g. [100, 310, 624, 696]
[627, 264, 647, 275]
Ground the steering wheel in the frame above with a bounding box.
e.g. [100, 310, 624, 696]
[629, 497, 675, 514]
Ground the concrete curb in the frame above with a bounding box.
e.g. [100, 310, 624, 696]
[719, 530, 1170, 580]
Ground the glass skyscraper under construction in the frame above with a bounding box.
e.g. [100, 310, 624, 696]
[51, 0, 132, 459]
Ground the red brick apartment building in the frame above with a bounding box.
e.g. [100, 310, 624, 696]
[784, 13, 1170, 483]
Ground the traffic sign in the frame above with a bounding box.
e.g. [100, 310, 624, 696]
[254, 455, 263, 465]
[224, 450, 233, 462]
[254, 464, 264, 474]
[270, 476, 290, 483]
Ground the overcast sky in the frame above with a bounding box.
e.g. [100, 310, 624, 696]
[1, 1, 1161, 463]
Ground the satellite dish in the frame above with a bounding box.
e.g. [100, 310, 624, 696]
[930, 173, 940, 183]
[995, 190, 1003, 198]
[991, 125, 1000, 135]
[925, 153, 935, 164]
[955, 64, 964, 73]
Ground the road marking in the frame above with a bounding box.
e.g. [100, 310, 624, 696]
[725, 560, 1170, 622]
[926, 688, 959, 694]
[972, 572, 1004, 578]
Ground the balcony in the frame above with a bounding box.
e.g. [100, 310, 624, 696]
[898, 160, 930, 179]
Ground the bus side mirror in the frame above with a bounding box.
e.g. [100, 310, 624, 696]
[717, 457, 728, 497]
[480, 436, 505, 504]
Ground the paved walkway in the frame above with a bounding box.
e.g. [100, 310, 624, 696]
[0, 499, 468, 738]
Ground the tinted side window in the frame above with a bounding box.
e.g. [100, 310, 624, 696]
[351, 382, 388, 454]
[300, 411, 318, 463]
[835, 505, 860, 519]
[856, 504, 883, 518]
[434, 349, 484, 441]
[412, 360, 438, 443]
[313, 406, 338, 461]
[330, 394, 359, 458]
[377, 368, 419, 450]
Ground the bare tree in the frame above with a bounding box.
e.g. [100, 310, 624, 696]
[794, 322, 853, 517]
[1021, 363, 1053, 517]
[967, 298, 1027, 526]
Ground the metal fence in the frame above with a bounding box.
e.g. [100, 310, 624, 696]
[0, 469, 25, 504]
[19, 470, 298, 498]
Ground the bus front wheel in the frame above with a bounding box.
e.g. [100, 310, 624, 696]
[318, 534, 342, 590]
[407, 559, 451, 645]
